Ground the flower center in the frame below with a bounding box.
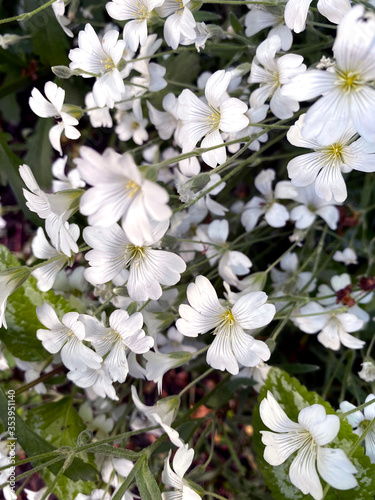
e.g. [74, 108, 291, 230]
[126, 179, 141, 197]
[320, 142, 345, 167]
[103, 328, 124, 345]
[206, 105, 221, 129]
[336, 69, 362, 94]
[101, 56, 116, 73]
[125, 244, 148, 268]
[134, 2, 150, 21]
[174, 0, 184, 14]
[214, 308, 236, 336]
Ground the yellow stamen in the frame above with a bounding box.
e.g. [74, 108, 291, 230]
[126, 179, 140, 197]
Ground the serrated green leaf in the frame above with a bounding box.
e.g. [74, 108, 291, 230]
[136, 455, 162, 500]
[253, 368, 375, 500]
[0, 245, 75, 361]
[26, 397, 86, 448]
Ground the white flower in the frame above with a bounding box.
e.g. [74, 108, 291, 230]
[293, 301, 365, 351]
[82, 310, 153, 383]
[260, 391, 358, 500]
[245, 5, 293, 51]
[131, 35, 167, 94]
[287, 114, 375, 203]
[52, 0, 73, 37]
[0, 267, 30, 329]
[358, 361, 375, 382]
[249, 35, 306, 119]
[29, 82, 80, 155]
[67, 366, 118, 401]
[51, 156, 85, 193]
[340, 395, 375, 463]
[284, 0, 351, 33]
[180, 22, 212, 52]
[106, 0, 164, 51]
[289, 184, 340, 230]
[162, 445, 201, 500]
[115, 104, 148, 145]
[226, 101, 269, 154]
[194, 220, 252, 288]
[0, 451, 17, 500]
[19, 164, 82, 256]
[75, 146, 171, 245]
[31, 226, 79, 291]
[156, 0, 196, 50]
[85, 92, 113, 128]
[241, 169, 296, 231]
[83, 222, 186, 301]
[146, 93, 179, 140]
[131, 386, 184, 447]
[270, 252, 316, 295]
[176, 275, 275, 375]
[36, 303, 102, 371]
[282, 6, 375, 143]
[143, 350, 193, 394]
[333, 248, 358, 266]
[69, 24, 127, 108]
[177, 70, 249, 168]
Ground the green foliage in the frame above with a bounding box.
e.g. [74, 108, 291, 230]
[253, 368, 375, 500]
[0, 388, 98, 482]
[23, 0, 69, 67]
[0, 245, 75, 361]
[24, 117, 53, 189]
[136, 455, 163, 500]
[26, 396, 86, 447]
[42, 470, 96, 500]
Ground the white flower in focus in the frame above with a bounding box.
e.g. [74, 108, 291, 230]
[176, 275, 275, 375]
[146, 93, 179, 140]
[260, 391, 358, 500]
[180, 22, 212, 52]
[131, 35, 167, 94]
[241, 169, 297, 232]
[156, 0, 196, 50]
[287, 115, 375, 203]
[19, 164, 82, 256]
[293, 302, 365, 351]
[75, 146, 171, 244]
[31, 226, 79, 291]
[282, 6, 375, 143]
[69, 24, 127, 108]
[36, 303, 102, 371]
[82, 310, 153, 383]
[340, 394, 375, 463]
[177, 70, 249, 168]
[249, 35, 306, 119]
[106, 0, 164, 51]
[162, 445, 202, 500]
[29, 82, 80, 155]
[83, 222, 186, 301]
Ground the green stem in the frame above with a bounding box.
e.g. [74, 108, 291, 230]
[0, 0, 57, 24]
[340, 396, 375, 419]
[15, 364, 65, 396]
[179, 367, 215, 398]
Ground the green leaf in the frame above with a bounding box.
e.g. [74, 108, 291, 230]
[42, 469, 96, 500]
[136, 455, 162, 500]
[229, 12, 243, 34]
[24, 117, 53, 189]
[207, 377, 256, 409]
[23, 0, 69, 67]
[194, 11, 222, 22]
[87, 444, 141, 461]
[0, 245, 75, 361]
[0, 388, 98, 482]
[273, 363, 320, 374]
[26, 397, 86, 448]
[253, 368, 375, 500]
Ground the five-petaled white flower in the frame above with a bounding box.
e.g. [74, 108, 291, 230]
[176, 275, 275, 375]
[260, 391, 358, 500]
[177, 70, 249, 168]
[29, 81, 80, 155]
[36, 303, 102, 371]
